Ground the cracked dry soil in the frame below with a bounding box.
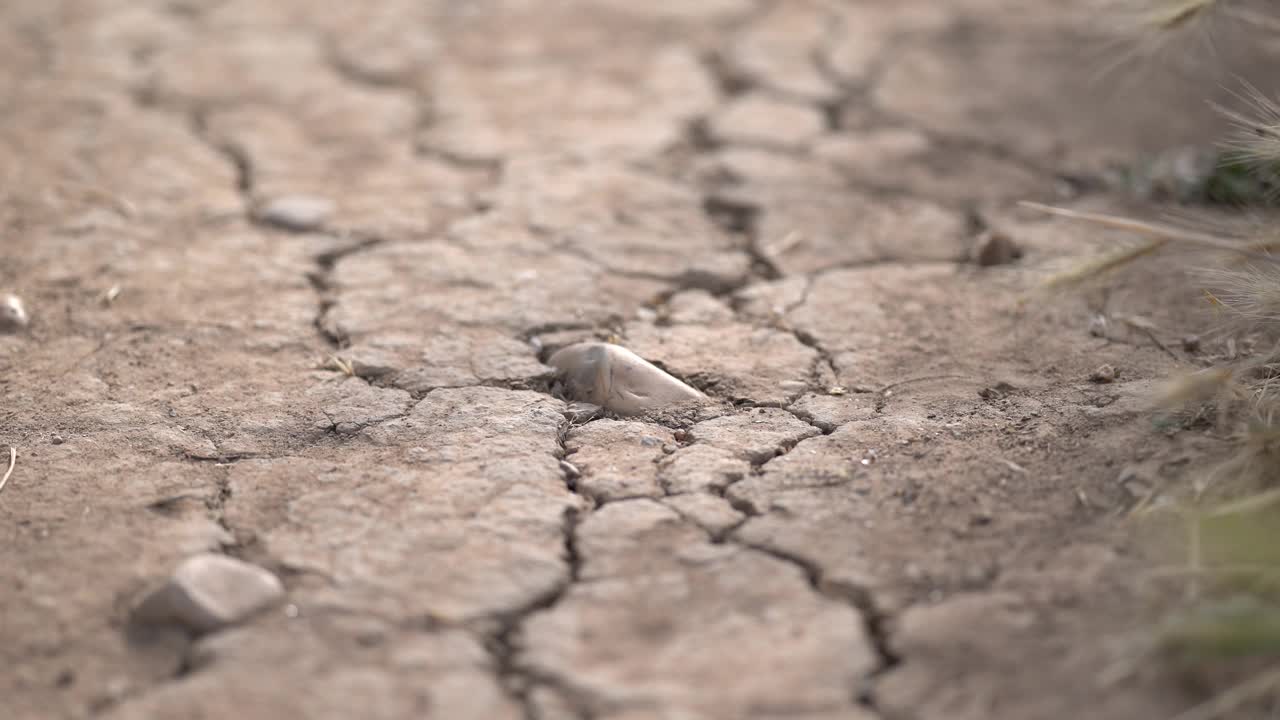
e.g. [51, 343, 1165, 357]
[3, 2, 1279, 719]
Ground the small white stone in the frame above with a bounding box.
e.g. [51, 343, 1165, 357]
[548, 342, 705, 416]
[134, 554, 285, 633]
[254, 194, 334, 232]
[0, 293, 28, 331]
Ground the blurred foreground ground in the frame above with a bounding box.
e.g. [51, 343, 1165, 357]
[2, 1, 1279, 718]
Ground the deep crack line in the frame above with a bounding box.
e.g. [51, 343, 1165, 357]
[727, 538, 899, 713]
[484, 515, 590, 720]
[477, 416, 597, 720]
[700, 194, 782, 283]
[481, 511, 592, 720]
[188, 107, 255, 200]
[305, 234, 384, 351]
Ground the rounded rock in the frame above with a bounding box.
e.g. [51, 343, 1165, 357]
[133, 553, 285, 634]
[548, 342, 705, 416]
[253, 194, 335, 232]
[1, 293, 29, 332]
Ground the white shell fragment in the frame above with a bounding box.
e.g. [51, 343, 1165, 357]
[0, 294, 28, 332]
[133, 554, 285, 634]
[548, 342, 705, 416]
[253, 194, 334, 232]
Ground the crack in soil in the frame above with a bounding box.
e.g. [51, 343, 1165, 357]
[319, 32, 507, 185]
[787, 325, 839, 388]
[188, 107, 255, 199]
[305, 235, 384, 350]
[483, 507, 594, 720]
[478, 415, 596, 720]
[782, 403, 838, 436]
[700, 194, 783, 285]
[728, 539, 898, 715]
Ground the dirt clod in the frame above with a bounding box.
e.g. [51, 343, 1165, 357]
[1089, 364, 1119, 384]
[970, 230, 1022, 267]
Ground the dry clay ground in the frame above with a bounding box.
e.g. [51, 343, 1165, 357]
[2, 1, 1278, 719]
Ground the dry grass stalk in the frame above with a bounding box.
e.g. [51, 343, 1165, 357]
[0, 447, 15, 496]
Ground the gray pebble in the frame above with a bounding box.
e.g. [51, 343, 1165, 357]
[1, 293, 29, 332]
[549, 342, 704, 416]
[254, 194, 334, 232]
[133, 553, 284, 634]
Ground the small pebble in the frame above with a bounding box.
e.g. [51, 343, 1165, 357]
[1088, 364, 1118, 384]
[1181, 335, 1201, 353]
[51, 433, 64, 445]
[970, 231, 1022, 267]
[133, 553, 284, 634]
[548, 342, 704, 416]
[558, 460, 581, 480]
[1, 293, 29, 332]
[1088, 314, 1109, 338]
[253, 194, 334, 232]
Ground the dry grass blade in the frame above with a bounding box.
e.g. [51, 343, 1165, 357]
[0, 447, 14, 496]
[877, 374, 972, 396]
[1140, 0, 1221, 31]
[1089, 0, 1224, 83]
[1038, 237, 1169, 290]
[1020, 202, 1275, 255]
[1206, 487, 1280, 518]
[321, 355, 355, 376]
[1116, 314, 1181, 359]
[1159, 367, 1236, 407]
[1166, 664, 1280, 720]
[1197, 263, 1280, 322]
[1145, 563, 1280, 579]
[1213, 80, 1280, 165]
[1219, 4, 1280, 32]
[1018, 202, 1249, 249]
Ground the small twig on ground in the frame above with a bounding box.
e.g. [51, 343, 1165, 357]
[1116, 315, 1181, 361]
[1075, 488, 1092, 508]
[762, 231, 803, 257]
[997, 457, 1028, 474]
[1186, 513, 1202, 601]
[0, 447, 15, 496]
[877, 374, 973, 396]
[321, 355, 355, 376]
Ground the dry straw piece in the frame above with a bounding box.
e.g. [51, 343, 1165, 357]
[0, 447, 15, 496]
